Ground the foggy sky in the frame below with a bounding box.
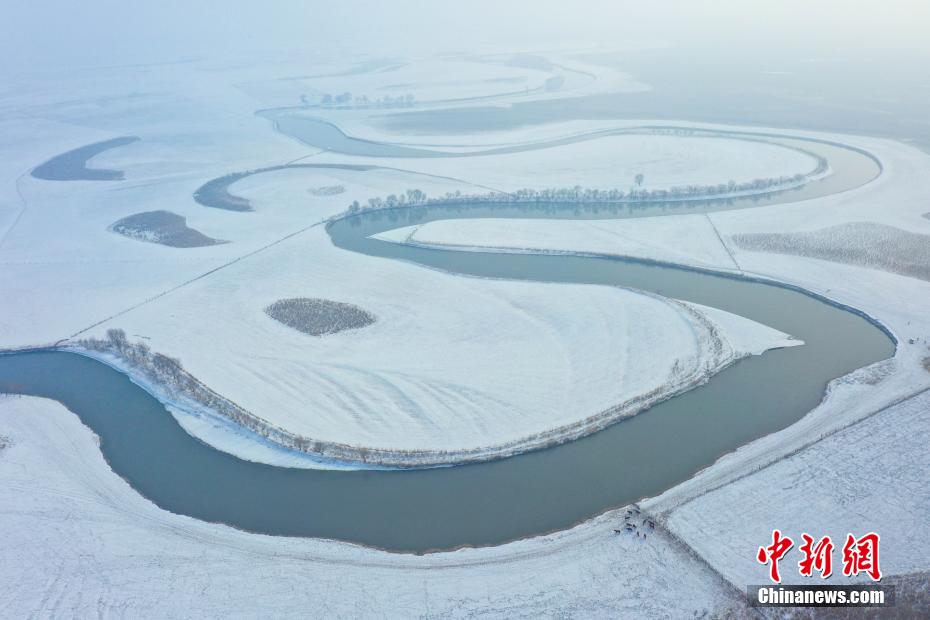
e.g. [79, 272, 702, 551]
[1, 1, 928, 74]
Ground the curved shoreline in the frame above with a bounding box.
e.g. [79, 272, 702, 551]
[372, 237, 900, 345]
[57, 315, 766, 469]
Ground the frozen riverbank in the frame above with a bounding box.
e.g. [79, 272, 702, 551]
[64, 236, 800, 468]
[0, 394, 744, 618]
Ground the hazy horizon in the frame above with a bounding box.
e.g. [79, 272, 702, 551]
[2, 0, 928, 74]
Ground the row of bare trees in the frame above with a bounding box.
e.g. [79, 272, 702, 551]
[74, 329, 528, 466]
[305, 92, 416, 109]
[341, 167, 821, 217]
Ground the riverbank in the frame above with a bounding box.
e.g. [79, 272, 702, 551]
[3, 386, 928, 615]
[54, 256, 800, 469]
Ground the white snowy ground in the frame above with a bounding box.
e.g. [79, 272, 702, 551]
[3, 52, 930, 615]
[664, 388, 930, 587]
[304, 130, 823, 193]
[73, 187, 797, 460]
[375, 214, 739, 271]
[0, 395, 741, 619]
[279, 58, 554, 104]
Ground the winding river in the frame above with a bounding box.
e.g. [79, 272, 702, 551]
[1, 126, 894, 552]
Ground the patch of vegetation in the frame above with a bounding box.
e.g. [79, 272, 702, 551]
[110, 211, 225, 248]
[308, 185, 345, 196]
[733, 223, 930, 282]
[265, 298, 376, 336]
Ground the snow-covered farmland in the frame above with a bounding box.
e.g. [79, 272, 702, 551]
[238, 52, 648, 111]
[303, 127, 826, 194]
[74, 216, 797, 464]
[375, 214, 740, 271]
[665, 388, 930, 588]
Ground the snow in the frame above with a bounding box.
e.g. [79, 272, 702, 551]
[369, 130, 930, 495]
[240, 52, 648, 112]
[664, 388, 930, 587]
[285, 58, 552, 104]
[361, 126, 930, 588]
[0, 394, 740, 618]
[4, 49, 930, 613]
[732, 222, 930, 281]
[374, 214, 740, 271]
[304, 129, 825, 193]
[75, 214, 797, 462]
[0, 76, 806, 465]
[688, 302, 801, 356]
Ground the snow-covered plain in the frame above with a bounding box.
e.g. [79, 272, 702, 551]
[305, 131, 823, 193]
[239, 51, 649, 112]
[665, 388, 930, 588]
[375, 214, 740, 271]
[75, 215, 798, 462]
[277, 58, 553, 105]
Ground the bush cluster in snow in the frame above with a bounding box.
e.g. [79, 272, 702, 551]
[732, 222, 930, 281]
[264, 298, 376, 336]
[308, 185, 345, 196]
[110, 210, 224, 248]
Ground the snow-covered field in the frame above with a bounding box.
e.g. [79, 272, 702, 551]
[74, 216, 797, 462]
[276, 58, 553, 104]
[665, 388, 930, 588]
[375, 214, 740, 271]
[238, 52, 648, 110]
[305, 130, 824, 193]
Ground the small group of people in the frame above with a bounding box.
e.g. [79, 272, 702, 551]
[613, 504, 656, 539]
